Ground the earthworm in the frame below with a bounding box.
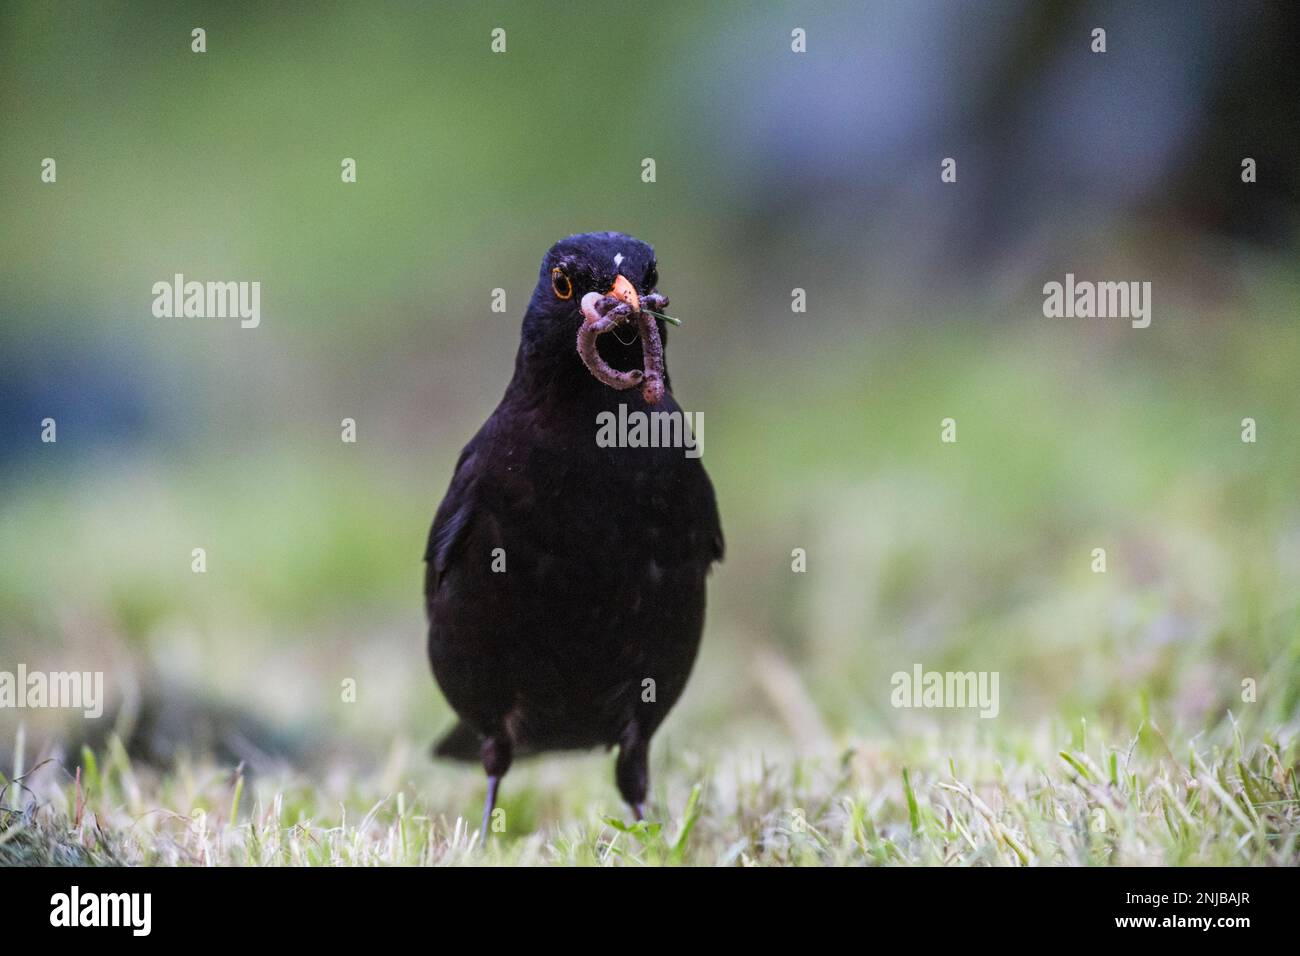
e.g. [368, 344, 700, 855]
[637, 293, 668, 405]
[578, 292, 643, 392]
[576, 291, 670, 405]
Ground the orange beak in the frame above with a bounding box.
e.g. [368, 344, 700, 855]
[607, 274, 640, 312]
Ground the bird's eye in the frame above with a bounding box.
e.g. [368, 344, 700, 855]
[551, 267, 573, 300]
[643, 263, 658, 290]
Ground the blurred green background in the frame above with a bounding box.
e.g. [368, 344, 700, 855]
[2, 1, 1298, 774]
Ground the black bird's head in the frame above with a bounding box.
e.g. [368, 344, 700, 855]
[516, 231, 667, 396]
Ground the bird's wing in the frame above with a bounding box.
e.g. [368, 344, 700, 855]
[687, 459, 725, 566]
[423, 436, 483, 595]
[703, 478, 725, 563]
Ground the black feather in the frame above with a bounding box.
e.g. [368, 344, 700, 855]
[424, 232, 723, 817]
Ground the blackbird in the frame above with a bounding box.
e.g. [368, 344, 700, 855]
[424, 232, 723, 833]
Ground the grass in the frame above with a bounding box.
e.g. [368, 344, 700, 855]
[3, 299, 1299, 867]
[2, 714, 1296, 866]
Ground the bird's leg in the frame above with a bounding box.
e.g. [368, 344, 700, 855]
[481, 776, 499, 839]
[577, 293, 643, 391]
[615, 721, 651, 823]
[479, 734, 513, 842]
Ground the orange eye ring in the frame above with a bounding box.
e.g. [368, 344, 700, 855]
[551, 267, 573, 300]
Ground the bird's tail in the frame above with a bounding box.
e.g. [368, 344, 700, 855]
[432, 720, 482, 762]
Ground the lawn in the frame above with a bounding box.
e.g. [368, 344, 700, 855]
[3, 297, 1299, 866]
[3, 716, 1296, 865]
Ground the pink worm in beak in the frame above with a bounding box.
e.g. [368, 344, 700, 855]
[577, 291, 668, 405]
